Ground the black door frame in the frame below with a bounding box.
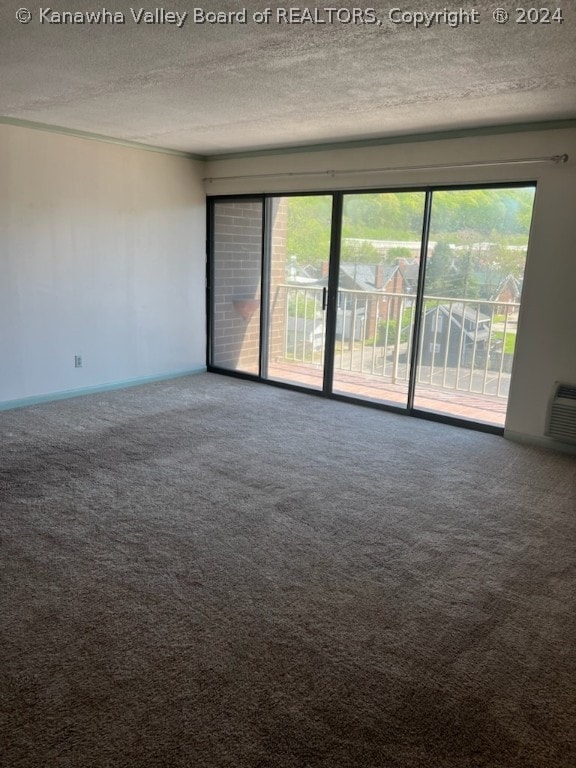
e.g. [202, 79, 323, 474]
[207, 182, 536, 436]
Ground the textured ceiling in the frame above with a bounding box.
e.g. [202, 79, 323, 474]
[1, 0, 575, 156]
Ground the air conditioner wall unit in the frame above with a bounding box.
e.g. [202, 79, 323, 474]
[546, 382, 576, 444]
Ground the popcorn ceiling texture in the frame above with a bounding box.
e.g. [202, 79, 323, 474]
[1, 373, 575, 767]
[0, 0, 575, 154]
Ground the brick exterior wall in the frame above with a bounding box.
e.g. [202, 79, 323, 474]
[212, 202, 262, 374]
[268, 198, 288, 365]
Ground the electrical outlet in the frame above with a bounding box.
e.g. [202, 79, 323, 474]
[74, 355, 83, 368]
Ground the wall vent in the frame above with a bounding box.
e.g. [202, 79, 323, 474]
[546, 382, 576, 444]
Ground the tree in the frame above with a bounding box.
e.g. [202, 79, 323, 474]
[484, 240, 526, 279]
[425, 240, 482, 299]
[283, 187, 535, 273]
[286, 196, 332, 266]
[425, 241, 457, 296]
[340, 239, 380, 264]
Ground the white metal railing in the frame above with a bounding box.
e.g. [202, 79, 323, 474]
[275, 284, 519, 398]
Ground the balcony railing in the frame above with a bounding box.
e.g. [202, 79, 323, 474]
[275, 284, 519, 399]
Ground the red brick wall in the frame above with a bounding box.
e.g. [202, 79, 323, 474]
[212, 201, 262, 374]
[268, 199, 288, 364]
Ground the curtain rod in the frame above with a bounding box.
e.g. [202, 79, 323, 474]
[203, 154, 569, 183]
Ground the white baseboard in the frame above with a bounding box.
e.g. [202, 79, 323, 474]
[504, 429, 576, 456]
[0, 367, 207, 412]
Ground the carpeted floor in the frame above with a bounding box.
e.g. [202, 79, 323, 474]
[1, 372, 575, 767]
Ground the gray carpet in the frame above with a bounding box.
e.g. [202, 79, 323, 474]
[1, 372, 575, 768]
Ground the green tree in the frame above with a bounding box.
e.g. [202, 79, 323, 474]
[341, 239, 380, 264]
[286, 196, 332, 266]
[425, 240, 482, 299]
[484, 240, 526, 279]
[284, 187, 534, 272]
[425, 241, 457, 296]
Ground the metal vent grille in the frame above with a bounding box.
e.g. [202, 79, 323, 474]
[547, 382, 576, 444]
[556, 384, 576, 400]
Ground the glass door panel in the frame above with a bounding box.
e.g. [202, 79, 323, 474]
[331, 192, 426, 406]
[209, 186, 534, 432]
[413, 186, 535, 426]
[265, 196, 332, 390]
[211, 199, 263, 375]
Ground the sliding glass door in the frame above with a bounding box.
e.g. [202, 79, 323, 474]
[332, 192, 425, 406]
[209, 185, 535, 429]
[412, 188, 534, 425]
[265, 196, 332, 390]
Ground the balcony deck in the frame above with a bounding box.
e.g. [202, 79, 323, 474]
[267, 288, 518, 428]
[267, 360, 507, 426]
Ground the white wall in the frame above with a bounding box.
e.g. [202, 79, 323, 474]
[205, 127, 576, 445]
[0, 124, 206, 405]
